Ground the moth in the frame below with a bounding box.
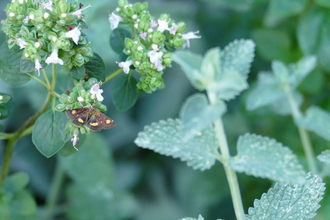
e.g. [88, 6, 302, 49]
[66, 107, 116, 131]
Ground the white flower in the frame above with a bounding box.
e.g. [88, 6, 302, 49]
[182, 31, 201, 48]
[116, 60, 133, 74]
[169, 24, 179, 35]
[150, 20, 158, 28]
[90, 84, 104, 101]
[71, 135, 79, 150]
[16, 38, 27, 49]
[157, 19, 169, 32]
[72, 4, 91, 18]
[148, 50, 164, 71]
[45, 49, 64, 65]
[35, 59, 42, 76]
[108, 12, 123, 30]
[42, 0, 53, 11]
[63, 26, 81, 44]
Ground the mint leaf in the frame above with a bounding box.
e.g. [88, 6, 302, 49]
[287, 56, 317, 88]
[296, 106, 330, 141]
[134, 118, 218, 171]
[32, 110, 69, 158]
[179, 93, 226, 141]
[112, 73, 139, 112]
[246, 173, 325, 220]
[228, 133, 305, 183]
[317, 150, 330, 164]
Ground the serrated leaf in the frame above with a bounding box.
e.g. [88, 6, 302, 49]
[179, 93, 226, 141]
[295, 106, 330, 141]
[246, 173, 325, 220]
[85, 52, 106, 81]
[112, 73, 138, 112]
[134, 118, 218, 171]
[180, 215, 204, 220]
[268, 0, 308, 18]
[32, 110, 68, 157]
[317, 150, 330, 164]
[246, 72, 285, 111]
[173, 50, 204, 90]
[70, 65, 85, 79]
[219, 39, 255, 80]
[110, 28, 131, 55]
[228, 133, 305, 183]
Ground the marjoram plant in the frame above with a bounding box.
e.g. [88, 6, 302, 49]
[0, 0, 328, 219]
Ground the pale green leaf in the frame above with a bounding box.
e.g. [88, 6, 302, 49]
[180, 215, 204, 220]
[228, 133, 305, 183]
[272, 60, 289, 83]
[134, 119, 218, 171]
[317, 150, 330, 164]
[246, 173, 325, 220]
[268, 0, 308, 18]
[295, 106, 330, 141]
[246, 72, 285, 110]
[270, 91, 302, 115]
[172, 51, 204, 90]
[288, 56, 317, 88]
[179, 93, 226, 141]
[315, 0, 330, 7]
[201, 47, 220, 80]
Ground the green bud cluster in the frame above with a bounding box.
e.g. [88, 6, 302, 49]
[111, 0, 199, 93]
[55, 78, 107, 112]
[1, 0, 94, 72]
[0, 93, 13, 121]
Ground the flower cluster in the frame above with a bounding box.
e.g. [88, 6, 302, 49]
[1, 0, 93, 74]
[109, 0, 200, 93]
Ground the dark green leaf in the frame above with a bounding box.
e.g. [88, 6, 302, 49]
[0, 61, 31, 86]
[112, 73, 138, 112]
[0, 106, 9, 119]
[268, 0, 308, 18]
[85, 53, 106, 81]
[32, 110, 68, 158]
[0, 93, 12, 103]
[0, 124, 3, 131]
[110, 28, 131, 55]
[0, 42, 22, 67]
[20, 57, 35, 73]
[70, 65, 85, 80]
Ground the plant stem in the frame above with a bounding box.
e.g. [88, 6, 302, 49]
[207, 91, 246, 220]
[44, 160, 65, 220]
[26, 73, 48, 89]
[104, 68, 123, 83]
[284, 86, 317, 173]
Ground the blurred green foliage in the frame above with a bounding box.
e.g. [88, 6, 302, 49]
[1, 0, 330, 219]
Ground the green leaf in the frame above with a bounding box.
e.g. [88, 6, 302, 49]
[134, 118, 218, 171]
[110, 28, 131, 55]
[8, 190, 37, 220]
[180, 215, 204, 220]
[315, 0, 330, 8]
[269, 91, 302, 116]
[246, 173, 325, 220]
[0, 95, 14, 120]
[251, 28, 293, 62]
[32, 110, 68, 157]
[179, 93, 226, 141]
[85, 53, 106, 81]
[272, 60, 289, 83]
[0, 42, 22, 67]
[201, 47, 220, 80]
[287, 56, 317, 88]
[112, 73, 139, 112]
[0, 93, 12, 103]
[268, 0, 308, 18]
[228, 133, 305, 183]
[70, 65, 85, 80]
[317, 150, 330, 164]
[3, 172, 29, 194]
[246, 72, 285, 110]
[172, 50, 204, 90]
[295, 106, 330, 141]
[20, 57, 35, 73]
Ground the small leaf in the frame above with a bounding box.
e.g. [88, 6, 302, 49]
[288, 56, 317, 88]
[315, 0, 330, 7]
[112, 73, 138, 112]
[272, 60, 289, 83]
[268, 0, 308, 18]
[201, 47, 220, 80]
[179, 93, 226, 141]
[228, 133, 305, 183]
[317, 150, 330, 164]
[173, 50, 204, 90]
[295, 106, 330, 141]
[70, 65, 85, 79]
[180, 215, 204, 220]
[246, 72, 285, 111]
[134, 118, 218, 171]
[110, 28, 131, 55]
[32, 110, 68, 157]
[246, 173, 325, 220]
[269, 91, 302, 116]
[85, 53, 106, 81]
[3, 172, 29, 194]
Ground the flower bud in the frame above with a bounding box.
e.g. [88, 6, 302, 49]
[159, 13, 170, 21]
[176, 21, 186, 34]
[151, 31, 165, 44]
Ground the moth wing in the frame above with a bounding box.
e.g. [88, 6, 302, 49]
[87, 110, 116, 131]
[66, 108, 90, 126]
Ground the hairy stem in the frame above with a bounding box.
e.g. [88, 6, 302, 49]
[207, 91, 245, 220]
[285, 86, 317, 173]
[44, 160, 65, 220]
